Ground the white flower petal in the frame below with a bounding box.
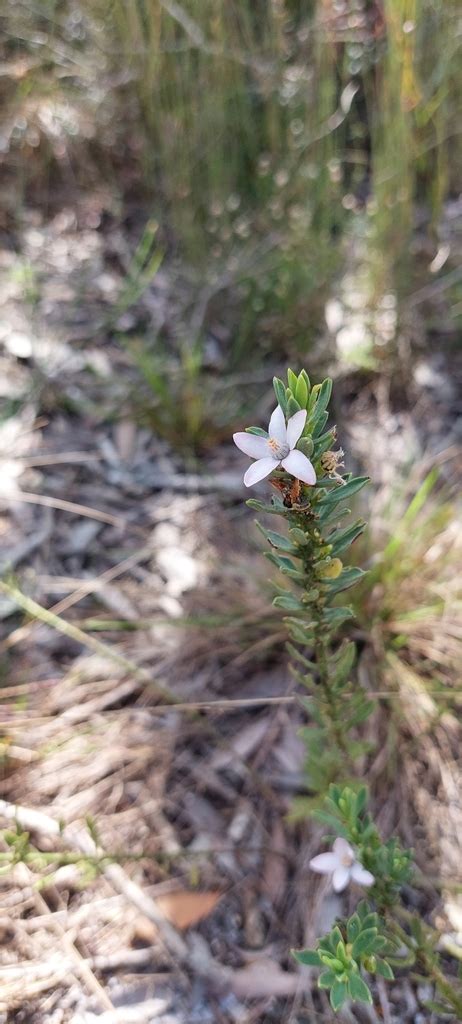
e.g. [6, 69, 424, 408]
[268, 406, 287, 444]
[332, 865, 351, 892]
[233, 432, 269, 459]
[333, 837, 354, 860]
[309, 852, 339, 874]
[243, 457, 277, 487]
[286, 409, 307, 449]
[350, 862, 375, 887]
[280, 450, 316, 485]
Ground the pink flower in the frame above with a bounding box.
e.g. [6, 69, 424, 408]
[309, 838, 375, 893]
[233, 406, 316, 488]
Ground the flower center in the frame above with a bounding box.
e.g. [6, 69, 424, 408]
[340, 852, 354, 867]
[268, 437, 290, 460]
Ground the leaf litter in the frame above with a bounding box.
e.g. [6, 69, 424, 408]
[0, 200, 461, 1024]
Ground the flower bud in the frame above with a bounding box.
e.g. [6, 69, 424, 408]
[363, 955, 377, 973]
[296, 436, 314, 457]
[317, 557, 343, 580]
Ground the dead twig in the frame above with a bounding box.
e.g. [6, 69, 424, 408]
[0, 798, 188, 961]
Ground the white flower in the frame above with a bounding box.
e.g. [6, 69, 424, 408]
[233, 406, 316, 488]
[309, 837, 375, 893]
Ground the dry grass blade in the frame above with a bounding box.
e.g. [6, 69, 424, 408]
[1, 488, 127, 528]
[2, 545, 153, 652]
[0, 580, 175, 703]
[0, 799, 188, 961]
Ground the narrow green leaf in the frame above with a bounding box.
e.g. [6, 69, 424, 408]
[266, 552, 295, 571]
[255, 522, 299, 553]
[295, 373, 308, 408]
[310, 377, 332, 419]
[273, 377, 287, 412]
[330, 980, 347, 1011]
[280, 567, 306, 583]
[331, 642, 356, 686]
[322, 606, 355, 628]
[348, 974, 373, 1004]
[371, 935, 389, 953]
[328, 519, 366, 556]
[246, 498, 288, 517]
[292, 948, 322, 967]
[287, 396, 301, 417]
[312, 411, 329, 436]
[355, 787, 368, 816]
[347, 914, 361, 943]
[375, 958, 394, 980]
[352, 929, 378, 958]
[287, 368, 298, 393]
[287, 623, 315, 644]
[273, 594, 303, 611]
[317, 505, 352, 528]
[246, 426, 268, 437]
[286, 643, 317, 671]
[312, 428, 336, 459]
[318, 969, 337, 989]
[322, 567, 367, 594]
[319, 476, 369, 506]
[289, 527, 310, 545]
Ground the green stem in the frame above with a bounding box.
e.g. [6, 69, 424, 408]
[293, 511, 352, 767]
[388, 915, 462, 1017]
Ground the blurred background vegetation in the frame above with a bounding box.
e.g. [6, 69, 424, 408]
[0, 4, 461, 1016]
[2, 0, 461, 378]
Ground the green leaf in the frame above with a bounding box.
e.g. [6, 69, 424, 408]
[318, 969, 337, 989]
[280, 567, 306, 583]
[286, 643, 317, 671]
[289, 527, 309, 545]
[287, 396, 301, 417]
[322, 606, 355, 628]
[245, 426, 268, 437]
[256, 522, 299, 553]
[331, 642, 356, 686]
[319, 476, 369, 506]
[348, 974, 373, 1004]
[310, 377, 332, 419]
[352, 929, 378, 958]
[375, 958, 394, 980]
[295, 373, 308, 408]
[322, 567, 367, 594]
[246, 498, 287, 517]
[317, 505, 352, 528]
[355, 788, 368, 816]
[330, 980, 348, 1011]
[312, 429, 336, 459]
[273, 594, 304, 611]
[287, 622, 315, 644]
[292, 948, 321, 967]
[287, 368, 299, 393]
[265, 552, 295, 570]
[347, 914, 361, 943]
[285, 616, 316, 634]
[273, 377, 287, 412]
[329, 519, 366, 556]
[312, 411, 329, 436]
[330, 926, 343, 949]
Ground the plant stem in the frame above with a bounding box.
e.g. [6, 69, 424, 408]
[389, 915, 462, 1017]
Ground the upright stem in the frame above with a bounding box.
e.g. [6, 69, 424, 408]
[389, 916, 462, 1017]
[290, 509, 352, 766]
